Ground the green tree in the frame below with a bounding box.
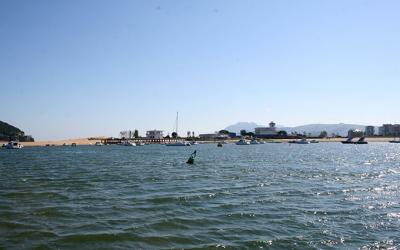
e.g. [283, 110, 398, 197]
[219, 130, 230, 134]
[278, 130, 288, 137]
[319, 131, 328, 138]
[246, 132, 255, 137]
[172, 132, 178, 139]
[240, 130, 247, 136]
[134, 130, 139, 138]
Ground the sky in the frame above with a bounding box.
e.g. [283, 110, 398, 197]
[1, 0, 400, 140]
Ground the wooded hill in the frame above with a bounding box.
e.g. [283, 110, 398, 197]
[0, 121, 34, 141]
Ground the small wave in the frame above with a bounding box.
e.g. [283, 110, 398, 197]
[32, 206, 70, 218]
[58, 232, 139, 243]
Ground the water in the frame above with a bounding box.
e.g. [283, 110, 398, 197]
[1, 143, 400, 249]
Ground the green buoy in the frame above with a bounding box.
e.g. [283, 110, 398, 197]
[187, 150, 197, 164]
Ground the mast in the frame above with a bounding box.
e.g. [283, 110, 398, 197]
[176, 112, 179, 136]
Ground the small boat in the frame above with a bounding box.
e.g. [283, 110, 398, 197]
[221, 141, 229, 144]
[166, 141, 191, 146]
[120, 141, 136, 146]
[217, 142, 223, 147]
[250, 139, 260, 145]
[389, 137, 400, 143]
[267, 140, 281, 143]
[190, 141, 198, 145]
[236, 139, 250, 145]
[310, 140, 319, 143]
[296, 138, 310, 144]
[288, 138, 310, 144]
[94, 142, 104, 146]
[5, 141, 24, 149]
[136, 142, 145, 146]
[259, 141, 266, 144]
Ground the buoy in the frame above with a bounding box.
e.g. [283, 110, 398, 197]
[186, 150, 197, 164]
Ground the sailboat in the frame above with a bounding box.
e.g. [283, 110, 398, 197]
[166, 112, 191, 146]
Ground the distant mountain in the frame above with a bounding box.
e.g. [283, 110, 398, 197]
[225, 122, 368, 136]
[0, 121, 34, 141]
[225, 122, 265, 134]
[279, 123, 368, 136]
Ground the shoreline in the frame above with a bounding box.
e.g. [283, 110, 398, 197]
[2, 137, 399, 147]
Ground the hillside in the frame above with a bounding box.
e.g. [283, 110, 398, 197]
[0, 121, 34, 141]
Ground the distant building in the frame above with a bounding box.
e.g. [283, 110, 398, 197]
[365, 126, 375, 136]
[146, 130, 164, 139]
[255, 121, 278, 138]
[228, 132, 237, 138]
[120, 130, 135, 139]
[378, 126, 384, 136]
[199, 133, 229, 140]
[379, 124, 400, 136]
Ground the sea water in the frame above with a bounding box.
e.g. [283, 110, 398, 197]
[1, 143, 400, 249]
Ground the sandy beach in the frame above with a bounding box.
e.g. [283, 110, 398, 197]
[1, 138, 102, 147]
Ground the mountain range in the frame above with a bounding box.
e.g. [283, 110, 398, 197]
[225, 122, 370, 136]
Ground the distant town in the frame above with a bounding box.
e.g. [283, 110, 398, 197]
[117, 122, 400, 142]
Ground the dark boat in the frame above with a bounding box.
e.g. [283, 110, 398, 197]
[341, 137, 354, 144]
[342, 136, 367, 144]
[355, 136, 368, 144]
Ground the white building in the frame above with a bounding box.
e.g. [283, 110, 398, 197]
[146, 130, 164, 139]
[255, 121, 278, 137]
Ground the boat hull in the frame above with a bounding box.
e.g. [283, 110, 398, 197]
[341, 141, 368, 144]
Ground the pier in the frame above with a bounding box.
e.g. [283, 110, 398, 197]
[89, 137, 176, 145]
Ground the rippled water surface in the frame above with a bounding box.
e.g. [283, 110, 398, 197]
[1, 143, 400, 249]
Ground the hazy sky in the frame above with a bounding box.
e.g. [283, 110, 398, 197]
[1, 0, 400, 140]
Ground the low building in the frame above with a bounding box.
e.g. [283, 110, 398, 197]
[228, 132, 237, 138]
[199, 133, 229, 140]
[255, 121, 278, 138]
[120, 130, 135, 139]
[365, 126, 375, 136]
[146, 130, 164, 139]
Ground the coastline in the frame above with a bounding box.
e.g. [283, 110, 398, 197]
[1, 137, 398, 147]
[0, 138, 102, 147]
